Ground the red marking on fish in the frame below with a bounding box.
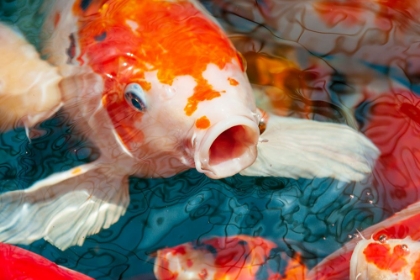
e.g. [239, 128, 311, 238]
[154, 235, 276, 279]
[363, 243, 408, 273]
[198, 268, 208, 279]
[173, 246, 187, 255]
[0, 242, 92, 280]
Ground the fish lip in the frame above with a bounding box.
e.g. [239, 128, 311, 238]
[194, 115, 259, 179]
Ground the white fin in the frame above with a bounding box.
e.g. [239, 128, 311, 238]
[0, 162, 129, 250]
[241, 114, 379, 182]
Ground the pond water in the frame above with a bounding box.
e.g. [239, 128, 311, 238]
[0, 0, 419, 279]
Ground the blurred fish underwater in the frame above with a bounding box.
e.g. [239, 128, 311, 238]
[0, 0, 419, 279]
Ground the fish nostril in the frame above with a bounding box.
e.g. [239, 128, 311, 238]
[208, 125, 256, 166]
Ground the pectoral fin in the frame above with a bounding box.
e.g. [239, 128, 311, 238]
[241, 114, 379, 182]
[0, 162, 129, 250]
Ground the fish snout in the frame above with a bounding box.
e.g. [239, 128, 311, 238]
[194, 115, 259, 179]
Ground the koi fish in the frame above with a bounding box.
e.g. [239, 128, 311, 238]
[362, 88, 420, 213]
[0, 0, 378, 250]
[218, 0, 419, 71]
[350, 238, 420, 279]
[153, 235, 276, 280]
[153, 235, 311, 280]
[307, 199, 420, 279]
[0, 242, 92, 280]
[0, 22, 62, 132]
[236, 48, 360, 129]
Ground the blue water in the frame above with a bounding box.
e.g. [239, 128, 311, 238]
[2, 0, 418, 279]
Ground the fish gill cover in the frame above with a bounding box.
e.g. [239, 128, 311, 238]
[0, 0, 419, 279]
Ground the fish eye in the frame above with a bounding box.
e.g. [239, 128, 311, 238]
[124, 83, 147, 112]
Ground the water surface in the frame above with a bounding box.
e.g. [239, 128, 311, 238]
[1, 0, 418, 278]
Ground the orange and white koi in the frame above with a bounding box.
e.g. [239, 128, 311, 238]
[0, 0, 378, 250]
[153, 235, 276, 280]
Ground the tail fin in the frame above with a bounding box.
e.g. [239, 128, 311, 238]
[0, 162, 129, 250]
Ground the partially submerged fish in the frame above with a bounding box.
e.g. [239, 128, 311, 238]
[308, 199, 420, 279]
[0, 242, 93, 280]
[153, 235, 276, 279]
[0, 0, 378, 250]
[350, 238, 420, 279]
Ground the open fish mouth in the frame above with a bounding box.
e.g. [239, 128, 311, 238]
[194, 115, 259, 179]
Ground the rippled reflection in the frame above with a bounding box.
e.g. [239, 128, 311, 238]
[1, 0, 420, 279]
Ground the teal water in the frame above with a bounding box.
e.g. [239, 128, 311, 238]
[1, 0, 419, 279]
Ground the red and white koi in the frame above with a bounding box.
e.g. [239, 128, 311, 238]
[308, 199, 420, 279]
[153, 235, 276, 280]
[0, 0, 378, 251]
[350, 238, 420, 279]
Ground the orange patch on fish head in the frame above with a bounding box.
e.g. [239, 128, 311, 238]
[196, 116, 211, 129]
[72, 0, 244, 147]
[71, 0, 260, 178]
[228, 77, 239, 86]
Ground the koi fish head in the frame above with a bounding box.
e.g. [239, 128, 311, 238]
[49, 0, 260, 178]
[350, 237, 420, 279]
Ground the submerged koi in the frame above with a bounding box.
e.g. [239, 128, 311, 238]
[0, 0, 378, 251]
[351, 238, 420, 279]
[153, 235, 276, 280]
[0, 242, 92, 280]
[239, 49, 358, 128]
[154, 235, 311, 280]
